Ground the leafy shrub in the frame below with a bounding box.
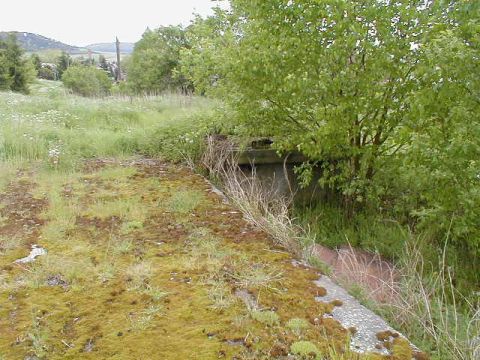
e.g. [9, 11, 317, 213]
[38, 66, 56, 80]
[143, 110, 217, 163]
[62, 66, 112, 97]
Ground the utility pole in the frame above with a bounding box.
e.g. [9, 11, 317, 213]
[115, 36, 122, 81]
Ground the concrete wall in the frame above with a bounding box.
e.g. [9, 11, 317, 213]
[236, 149, 337, 206]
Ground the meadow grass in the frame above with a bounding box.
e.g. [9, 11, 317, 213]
[0, 162, 19, 193]
[0, 80, 216, 170]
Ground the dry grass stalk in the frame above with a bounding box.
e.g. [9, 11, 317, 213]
[318, 242, 479, 359]
[387, 244, 480, 360]
[316, 244, 400, 304]
[201, 135, 303, 255]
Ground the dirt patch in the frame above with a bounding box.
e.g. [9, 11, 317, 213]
[0, 171, 46, 243]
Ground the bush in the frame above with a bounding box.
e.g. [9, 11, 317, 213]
[143, 111, 217, 163]
[38, 66, 56, 80]
[62, 66, 112, 97]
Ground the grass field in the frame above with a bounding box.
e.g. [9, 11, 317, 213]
[0, 80, 214, 172]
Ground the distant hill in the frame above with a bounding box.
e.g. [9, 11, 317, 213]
[0, 31, 86, 54]
[86, 42, 135, 54]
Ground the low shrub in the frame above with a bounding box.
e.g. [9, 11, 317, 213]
[62, 66, 112, 97]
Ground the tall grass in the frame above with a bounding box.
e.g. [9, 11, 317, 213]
[383, 242, 480, 360]
[201, 135, 307, 255]
[0, 80, 216, 170]
[295, 202, 411, 261]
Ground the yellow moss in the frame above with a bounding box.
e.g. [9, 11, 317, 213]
[392, 338, 413, 360]
[376, 330, 398, 342]
[330, 299, 343, 307]
[413, 350, 430, 360]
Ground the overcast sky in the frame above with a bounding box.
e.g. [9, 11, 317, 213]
[0, 0, 228, 46]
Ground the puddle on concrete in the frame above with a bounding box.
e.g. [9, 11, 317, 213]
[14, 245, 47, 264]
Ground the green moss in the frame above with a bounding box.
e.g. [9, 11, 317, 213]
[392, 338, 413, 360]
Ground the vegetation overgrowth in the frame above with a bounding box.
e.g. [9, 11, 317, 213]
[174, 0, 480, 295]
[122, 1, 480, 357]
[1, 0, 479, 358]
[115, 1, 480, 298]
[1, 82, 419, 359]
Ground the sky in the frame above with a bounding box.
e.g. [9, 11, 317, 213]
[0, 0, 229, 46]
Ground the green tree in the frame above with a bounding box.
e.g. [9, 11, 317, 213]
[188, 1, 449, 209]
[57, 51, 71, 79]
[127, 26, 191, 93]
[178, 0, 480, 295]
[0, 34, 35, 93]
[180, 9, 237, 96]
[62, 65, 112, 97]
[0, 48, 12, 90]
[38, 66, 56, 80]
[30, 53, 42, 74]
[399, 1, 480, 255]
[99, 55, 109, 71]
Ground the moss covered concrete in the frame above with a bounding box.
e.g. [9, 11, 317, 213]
[0, 159, 421, 359]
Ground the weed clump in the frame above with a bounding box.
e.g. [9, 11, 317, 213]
[167, 190, 204, 214]
[286, 318, 309, 335]
[121, 220, 144, 234]
[125, 261, 153, 290]
[290, 341, 321, 359]
[250, 310, 280, 327]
